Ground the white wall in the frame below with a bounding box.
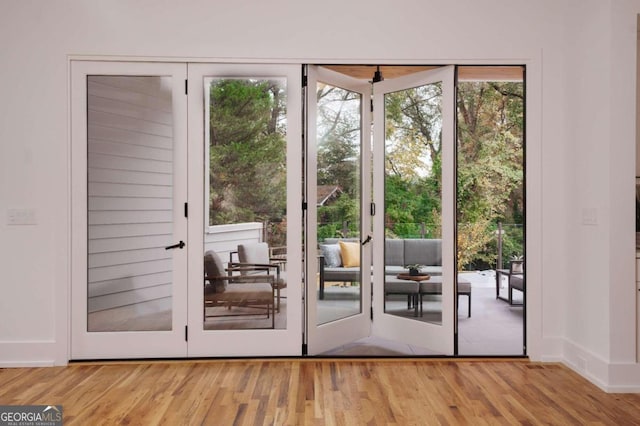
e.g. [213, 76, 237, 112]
[1, 0, 639, 389]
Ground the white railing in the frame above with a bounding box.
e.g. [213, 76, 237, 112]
[205, 222, 263, 265]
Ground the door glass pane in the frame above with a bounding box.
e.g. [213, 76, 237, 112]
[315, 82, 362, 325]
[87, 76, 174, 332]
[456, 76, 525, 355]
[384, 82, 443, 325]
[204, 77, 287, 330]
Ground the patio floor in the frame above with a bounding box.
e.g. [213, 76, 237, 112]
[320, 271, 525, 356]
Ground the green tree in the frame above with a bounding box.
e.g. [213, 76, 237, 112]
[209, 79, 286, 226]
[316, 84, 361, 196]
[316, 83, 362, 238]
[384, 82, 443, 238]
[456, 81, 524, 269]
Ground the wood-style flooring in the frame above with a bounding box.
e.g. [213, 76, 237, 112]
[1, 359, 639, 425]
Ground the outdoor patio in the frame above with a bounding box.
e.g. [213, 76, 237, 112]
[319, 270, 524, 356]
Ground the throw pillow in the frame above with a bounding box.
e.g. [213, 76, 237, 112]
[339, 241, 360, 268]
[320, 244, 342, 267]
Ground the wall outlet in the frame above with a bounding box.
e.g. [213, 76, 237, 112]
[7, 208, 37, 225]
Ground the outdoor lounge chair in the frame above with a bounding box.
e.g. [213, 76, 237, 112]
[508, 261, 524, 306]
[204, 250, 275, 328]
[230, 242, 287, 312]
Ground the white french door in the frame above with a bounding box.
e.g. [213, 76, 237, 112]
[304, 65, 456, 356]
[305, 66, 372, 355]
[71, 61, 189, 359]
[371, 66, 456, 355]
[186, 63, 302, 356]
[70, 60, 453, 359]
[71, 61, 302, 359]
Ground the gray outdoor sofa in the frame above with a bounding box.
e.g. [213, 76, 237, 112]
[318, 237, 472, 317]
[318, 238, 443, 298]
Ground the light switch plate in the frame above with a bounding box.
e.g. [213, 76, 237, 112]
[7, 208, 37, 225]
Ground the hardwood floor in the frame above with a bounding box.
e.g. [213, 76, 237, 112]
[1, 359, 639, 425]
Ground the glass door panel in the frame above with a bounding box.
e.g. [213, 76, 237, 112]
[71, 61, 188, 359]
[187, 64, 302, 357]
[315, 81, 363, 325]
[372, 66, 455, 355]
[305, 66, 372, 355]
[382, 82, 443, 325]
[456, 69, 525, 355]
[204, 76, 288, 331]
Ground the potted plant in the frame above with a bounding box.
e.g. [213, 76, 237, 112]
[510, 255, 524, 273]
[405, 264, 423, 276]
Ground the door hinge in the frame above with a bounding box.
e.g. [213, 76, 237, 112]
[184, 202, 188, 218]
[302, 75, 308, 88]
[370, 202, 376, 216]
[370, 99, 374, 112]
[185, 79, 188, 95]
[302, 343, 308, 355]
[370, 306, 373, 321]
[185, 325, 188, 341]
[302, 201, 308, 211]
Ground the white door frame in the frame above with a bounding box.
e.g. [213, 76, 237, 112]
[66, 57, 539, 362]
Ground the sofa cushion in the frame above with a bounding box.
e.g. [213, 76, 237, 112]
[323, 266, 360, 282]
[384, 279, 418, 294]
[384, 265, 443, 276]
[212, 282, 272, 302]
[339, 241, 360, 267]
[385, 239, 405, 266]
[320, 244, 342, 267]
[403, 239, 442, 266]
[324, 237, 359, 245]
[510, 275, 524, 291]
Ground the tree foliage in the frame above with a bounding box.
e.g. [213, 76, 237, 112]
[456, 81, 524, 268]
[315, 83, 361, 237]
[382, 80, 524, 270]
[208, 79, 286, 227]
[207, 73, 524, 270]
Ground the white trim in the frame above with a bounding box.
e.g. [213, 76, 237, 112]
[0, 342, 58, 367]
[67, 55, 534, 66]
[560, 337, 634, 392]
[523, 53, 542, 362]
[206, 222, 263, 235]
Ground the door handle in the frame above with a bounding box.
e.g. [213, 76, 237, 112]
[361, 235, 372, 246]
[165, 240, 185, 250]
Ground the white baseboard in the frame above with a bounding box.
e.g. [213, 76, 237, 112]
[607, 363, 640, 393]
[539, 336, 564, 362]
[0, 341, 66, 367]
[561, 338, 640, 393]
